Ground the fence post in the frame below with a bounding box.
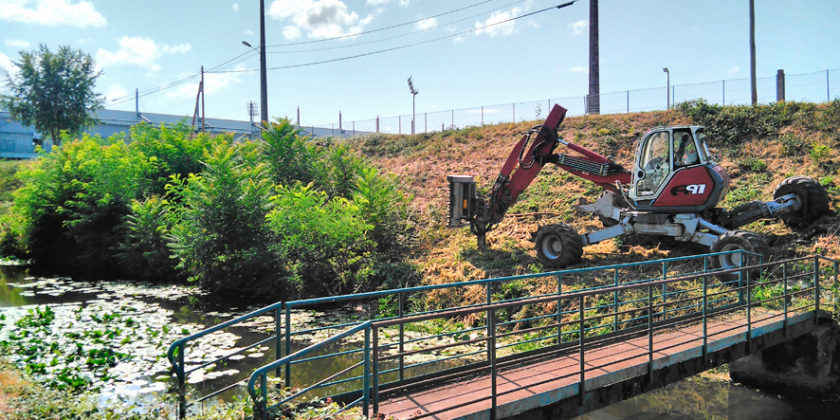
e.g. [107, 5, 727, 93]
[746, 265, 752, 353]
[827, 69, 831, 102]
[486, 282, 493, 362]
[776, 69, 786, 102]
[451, 109, 454, 129]
[702, 274, 708, 359]
[481, 106, 484, 126]
[424, 112, 427, 133]
[398, 116, 401, 134]
[376, 115, 379, 133]
[512, 103, 516, 122]
[626, 90, 629, 113]
[613, 268, 619, 332]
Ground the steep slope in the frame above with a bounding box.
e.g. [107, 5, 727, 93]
[347, 103, 840, 299]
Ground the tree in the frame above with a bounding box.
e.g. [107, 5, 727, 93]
[1, 45, 103, 146]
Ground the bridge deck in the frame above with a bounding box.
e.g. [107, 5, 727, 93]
[378, 310, 805, 420]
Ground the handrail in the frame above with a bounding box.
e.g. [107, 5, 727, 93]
[247, 321, 373, 419]
[167, 249, 766, 416]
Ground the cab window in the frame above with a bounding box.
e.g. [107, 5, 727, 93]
[673, 130, 698, 168]
[636, 131, 670, 196]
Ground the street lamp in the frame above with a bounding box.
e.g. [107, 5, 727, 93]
[663, 67, 670, 109]
[407, 76, 419, 135]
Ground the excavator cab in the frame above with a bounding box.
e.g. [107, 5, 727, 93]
[628, 126, 729, 212]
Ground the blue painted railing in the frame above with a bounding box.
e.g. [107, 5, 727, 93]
[168, 250, 784, 417]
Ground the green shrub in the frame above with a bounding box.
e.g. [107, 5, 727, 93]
[168, 141, 281, 295]
[117, 196, 180, 282]
[676, 99, 813, 146]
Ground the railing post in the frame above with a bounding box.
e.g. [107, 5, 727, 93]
[373, 325, 380, 416]
[783, 261, 789, 338]
[275, 304, 282, 379]
[285, 305, 292, 387]
[814, 256, 820, 324]
[662, 262, 668, 320]
[578, 294, 585, 405]
[738, 251, 745, 305]
[486, 282, 493, 362]
[746, 265, 752, 354]
[613, 268, 619, 332]
[176, 342, 186, 419]
[363, 326, 370, 419]
[702, 275, 708, 360]
[557, 275, 563, 346]
[259, 372, 268, 420]
[834, 261, 839, 320]
[398, 291, 405, 382]
[647, 285, 653, 383]
[489, 307, 497, 420]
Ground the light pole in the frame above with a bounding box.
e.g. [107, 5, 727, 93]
[407, 76, 419, 135]
[663, 67, 670, 109]
[243, 0, 268, 125]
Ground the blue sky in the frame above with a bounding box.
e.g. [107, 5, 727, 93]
[1, 0, 838, 127]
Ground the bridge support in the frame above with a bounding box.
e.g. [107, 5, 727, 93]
[730, 319, 840, 398]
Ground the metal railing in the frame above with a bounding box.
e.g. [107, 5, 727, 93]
[168, 250, 838, 418]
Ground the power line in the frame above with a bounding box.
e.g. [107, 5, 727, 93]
[212, 2, 575, 74]
[266, 0, 498, 47]
[266, 0, 529, 55]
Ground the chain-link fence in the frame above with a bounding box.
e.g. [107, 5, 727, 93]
[310, 68, 839, 136]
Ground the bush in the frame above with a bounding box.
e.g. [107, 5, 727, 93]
[168, 141, 282, 295]
[676, 99, 814, 146]
[3, 119, 414, 300]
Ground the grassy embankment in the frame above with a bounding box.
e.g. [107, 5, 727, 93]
[348, 102, 840, 306]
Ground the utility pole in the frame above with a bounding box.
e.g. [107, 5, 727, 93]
[587, 0, 600, 114]
[749, 0, 757, 105]
[247, 101, 258, 136]
[259, 0, 268, 123]
[201, 65, 206, 132]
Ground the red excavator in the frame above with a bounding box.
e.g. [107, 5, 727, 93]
[447, 104, 829, 271]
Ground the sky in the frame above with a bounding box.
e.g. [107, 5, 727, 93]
[0, 0, 838, 129]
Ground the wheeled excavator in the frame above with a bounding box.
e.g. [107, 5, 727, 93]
[447, 104, 829, 271]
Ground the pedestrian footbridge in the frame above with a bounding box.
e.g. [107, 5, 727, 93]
[168, 251, 839, 419]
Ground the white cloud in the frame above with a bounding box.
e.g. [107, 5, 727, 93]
[0, 52, 17, 78]
[243, 29, 254, 36]
[474, 7, 520, 37]
[283, 26, 301, 39]
[96, 36, 191, 72]
[569, 19, 587, 36]
[4, 39, 30, 49]
[366, 0, 408, 5]
[0, 0, 106, 28]
[269, 0, 374, 39]
[416, 17, 436, 30]
[568, 65, 586, 73]
[232, 3, 239, 12]
[104, 84, 128, 103]
[728, 66, 740, 74]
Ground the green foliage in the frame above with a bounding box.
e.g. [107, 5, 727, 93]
[810, 142, 831, 165]
[3, 119, 413, 299]
[779, 133, 807, 157]
[676, 99, 814, 146]
[0, 44, 103, 145]
[168, 141, 281, 295]
[736, 156, 766, 172]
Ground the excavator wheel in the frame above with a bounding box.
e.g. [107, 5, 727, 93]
[710, 230, 770, 281]
[534, 223, 583, 269]
[773, 176, 830, 230]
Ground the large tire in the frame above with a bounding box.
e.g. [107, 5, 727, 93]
[710, 230, 770, 281]
[773, 176, 830, 230]
[534, 223, 583, 269]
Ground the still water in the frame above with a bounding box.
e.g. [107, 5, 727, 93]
[2, 264, 839, 419]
